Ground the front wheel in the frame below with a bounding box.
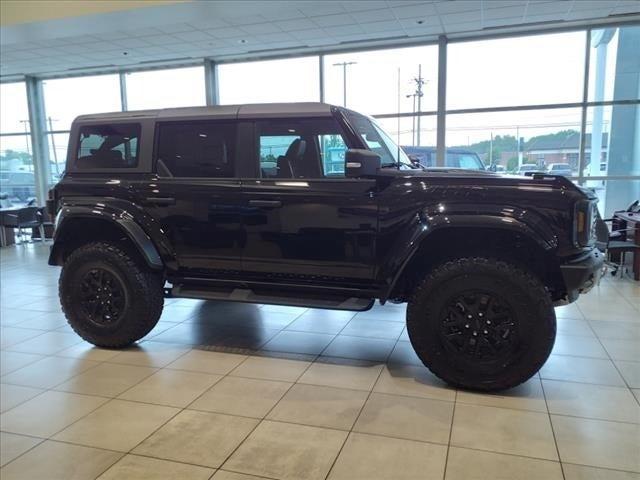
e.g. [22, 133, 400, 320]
[407, 257, 556, 391]
[59, 241, 164, 348]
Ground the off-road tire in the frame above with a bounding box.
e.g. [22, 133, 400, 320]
[59, 241, 164, 348]
[406, 257, 556, 391]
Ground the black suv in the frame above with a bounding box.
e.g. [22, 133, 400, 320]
[47, 103, 604, 391]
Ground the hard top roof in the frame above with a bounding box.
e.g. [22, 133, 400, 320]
[73, 102, 336, 123]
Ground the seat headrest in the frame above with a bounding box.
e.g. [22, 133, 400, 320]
[285, 138, 306, 158]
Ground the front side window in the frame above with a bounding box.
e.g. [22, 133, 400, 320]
[156, 122, 236, 178]
[257, 118, 349, 179]
[76, 124, 140, 169]
[343, 111, 414, 169]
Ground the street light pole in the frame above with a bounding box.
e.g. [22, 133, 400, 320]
[333, 61, 356, 107]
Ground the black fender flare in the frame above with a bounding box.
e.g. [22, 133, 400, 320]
[49, 203, 173, 271]
[380, 211, 558, 302]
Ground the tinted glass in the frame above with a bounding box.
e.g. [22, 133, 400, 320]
[157, 122, 236, 178]
[257, 118, 348, 179]
[76, 124, 140, 169]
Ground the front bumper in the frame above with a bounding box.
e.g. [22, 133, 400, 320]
[560, 248, 605, 303]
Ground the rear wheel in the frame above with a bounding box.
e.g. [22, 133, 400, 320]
[59, 241, 164, 348]
[406, 257, 555, 391]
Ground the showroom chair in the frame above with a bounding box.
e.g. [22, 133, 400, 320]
[3, 206, 45, 244]
[596, 213, 640, 279]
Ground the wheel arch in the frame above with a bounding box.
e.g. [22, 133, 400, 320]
[49, 207, 167, 271]
[382, 216, 563, 303]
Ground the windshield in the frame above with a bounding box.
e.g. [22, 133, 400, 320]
[447, 152, 485, 170]
[344, 111, 414, 169]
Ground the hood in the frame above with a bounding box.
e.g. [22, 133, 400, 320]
[376, 167, 590, 197]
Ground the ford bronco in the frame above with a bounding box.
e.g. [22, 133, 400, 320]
[47, 103, 604, 391]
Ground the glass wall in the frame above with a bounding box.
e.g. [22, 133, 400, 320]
[125, 66, 206, 110]
[42, 74, 122, 181]
[0, 82, 36, 206]
[323, 45, 438, 116]
[446, 108, 583, 173]
[5, 22, 639, 213]
[447, 32, 586, 110]
[42, 74, 122, 131]
[218, 56, 319, 104]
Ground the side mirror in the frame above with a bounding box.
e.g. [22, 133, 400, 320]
[345, 149, 381, 177]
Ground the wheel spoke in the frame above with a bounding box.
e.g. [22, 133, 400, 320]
[439, 290, 517, 361]
[78, 268, 126, 326]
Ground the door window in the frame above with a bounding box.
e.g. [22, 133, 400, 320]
[257, 118, 349, 179]
[156, 122, 236, 177]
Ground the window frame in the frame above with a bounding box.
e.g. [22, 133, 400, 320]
[152, 119, 241, 179]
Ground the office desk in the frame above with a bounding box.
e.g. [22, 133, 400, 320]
[614, 211, 640, 281]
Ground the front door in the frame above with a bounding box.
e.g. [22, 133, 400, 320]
[240, 116, 378, 284]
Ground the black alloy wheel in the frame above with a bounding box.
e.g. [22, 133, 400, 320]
[78, 267, 128, 327]
[440, 291, 517, 361]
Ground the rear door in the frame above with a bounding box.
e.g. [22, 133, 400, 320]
[139, 119, 246, 274]
[239, 116, 378, 283]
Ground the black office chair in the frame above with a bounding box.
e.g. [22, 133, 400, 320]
[3, 206, 44, 244]
[596, 204, 640, 278]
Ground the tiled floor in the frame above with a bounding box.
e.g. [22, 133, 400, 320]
[1, 243, 639, 480]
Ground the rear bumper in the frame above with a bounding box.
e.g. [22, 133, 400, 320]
[560, 248, 604, 303]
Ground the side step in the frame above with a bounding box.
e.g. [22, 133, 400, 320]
[170, 285, 375, 312]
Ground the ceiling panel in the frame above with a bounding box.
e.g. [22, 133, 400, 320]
[0, 0, 638, 79]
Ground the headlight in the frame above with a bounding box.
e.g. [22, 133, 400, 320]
[574, 199, 597, 247]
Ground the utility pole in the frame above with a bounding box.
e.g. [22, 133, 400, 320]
[406, 93, 417, 145]
[411, 64, 425, 145]
[48, 117, 60, 175]
[333, 61, 356, 107]
[19, 120, 31, 155]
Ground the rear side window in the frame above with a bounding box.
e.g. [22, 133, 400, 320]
[76, 124, 140, 169]
[156, 122, 236, 178]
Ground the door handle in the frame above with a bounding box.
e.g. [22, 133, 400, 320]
[249, 200, 282, 208]
[145, 197, 176, 206]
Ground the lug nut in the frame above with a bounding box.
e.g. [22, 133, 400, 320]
[486, 320, 491, 324]
[467, 315, 473, 319]
[465, 324, 470, 328]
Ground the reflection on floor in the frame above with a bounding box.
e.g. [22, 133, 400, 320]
[1, 243, 639, 479]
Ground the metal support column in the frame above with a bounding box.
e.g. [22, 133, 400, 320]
[204, 59, 219, 106]
[578, 30, 592, 185]
[24, 76, 51, 206]
[119, 72, 128, 111]
[319, 55, 325, 103]
[436, 35, 447, 167]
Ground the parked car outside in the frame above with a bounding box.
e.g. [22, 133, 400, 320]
[546, 163, 573, 177]
[0, 170, 36, 202]
[401, 146, 486, 171]
[517, 163, 544, 176]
